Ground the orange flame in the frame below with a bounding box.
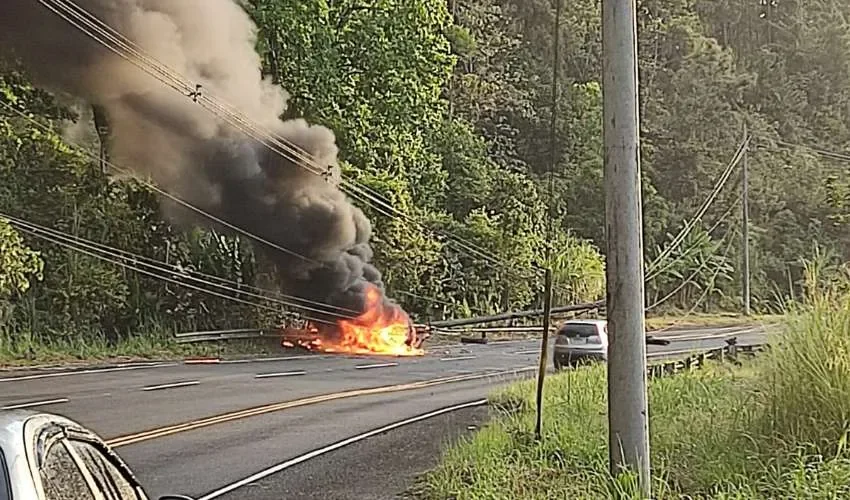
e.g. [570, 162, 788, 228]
[281, 285, 424, 356]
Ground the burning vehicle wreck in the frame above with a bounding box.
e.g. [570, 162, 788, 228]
[278, 286, 431, 356]
[279, 323, 430, 356]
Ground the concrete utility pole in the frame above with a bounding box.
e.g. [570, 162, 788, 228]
[742, 123, 751, 316]
[603, 0, 650, 494]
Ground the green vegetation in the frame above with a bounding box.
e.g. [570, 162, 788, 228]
[2, 1, 850, 361]
[0, 217, 42, 299]
[417, 262, 850, 499]
[643, 312, 783, 331]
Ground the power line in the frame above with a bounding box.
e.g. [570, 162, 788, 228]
[40, 0, 535, 280]
[9, 219, 342, 326]
[0, 212, 359, 316]
[645, 188, 743, 283]
[769, 139, 850, 164]
[3, 213, 360, 322]
[650, 232, 737, 332]
[0, 99, 318, 266]
[646, 136, 749, 275]
[647, 136, 747, 272]
[646, 222, 737, 311]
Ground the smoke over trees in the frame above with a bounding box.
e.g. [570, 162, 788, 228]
[0, 0, 396, 321]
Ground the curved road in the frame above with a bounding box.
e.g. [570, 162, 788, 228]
[0, 323, 772, 499]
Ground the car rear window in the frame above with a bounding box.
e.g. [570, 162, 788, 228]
[558, 323, 602, 344]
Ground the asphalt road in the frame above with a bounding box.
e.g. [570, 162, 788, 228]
[0, 323, 773, 499]
[226, 405, 491, 500]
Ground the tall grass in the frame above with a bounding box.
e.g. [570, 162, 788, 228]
[754, 254, 850, 456]
[418, 255, 850, 499]
[419, 364, 762, 499]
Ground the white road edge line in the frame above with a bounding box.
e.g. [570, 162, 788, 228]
[355, 362, 399, 370]
[439, 356, 476, 362]
[511, 350, 539, 356]
[197, 399, 488, 500]
[141, 380, 200, 392]
[0, 362, 178, 383]
[254, 371, 307, 379]
[221, 355, 329, 364]
[2, 398, 70, 410]
[184, 359, 220, 365]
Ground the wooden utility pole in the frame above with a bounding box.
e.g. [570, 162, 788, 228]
[603, 0, 650, 494]
[92, 105, 109, 174]
[534, 268, 553, 439]
[742, 123, 751, 316]
[533, 0, 562, 441]
[164, 240, 172, 294]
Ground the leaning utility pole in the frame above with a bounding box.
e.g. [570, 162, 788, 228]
[534, 267, 553, 439]
[533, 0, 562, 441]
[603, 0, 651, 494]
[741, 123, 751, 316]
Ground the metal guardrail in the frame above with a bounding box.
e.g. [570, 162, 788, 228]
[646, 339, 768, 378]
[174, 329, 267, 344]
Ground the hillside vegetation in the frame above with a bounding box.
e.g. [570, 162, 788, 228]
[2, 0, 849, 360]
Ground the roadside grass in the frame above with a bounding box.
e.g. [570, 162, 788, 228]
[417, 270, 850, 498]
[419, 363, 762, 499]
[0, 329, 207, 368]
[0, 324, 279, 368]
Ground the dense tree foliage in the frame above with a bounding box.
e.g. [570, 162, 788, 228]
[0, 218, 42, 298]
[1, 0, 848, 352]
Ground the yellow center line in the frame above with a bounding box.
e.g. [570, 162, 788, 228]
[105, 366, 534, 448]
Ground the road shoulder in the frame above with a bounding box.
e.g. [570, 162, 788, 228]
[215, 405, 489, 500]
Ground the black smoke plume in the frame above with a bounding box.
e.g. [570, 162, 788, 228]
[0, 0, 401, 325]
